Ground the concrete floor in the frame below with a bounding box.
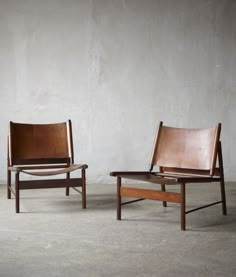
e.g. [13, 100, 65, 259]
[0, 182, 235, 277]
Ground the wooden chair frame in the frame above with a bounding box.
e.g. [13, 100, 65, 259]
[110, 122, 227, 230]
[7, 120, 87, 213]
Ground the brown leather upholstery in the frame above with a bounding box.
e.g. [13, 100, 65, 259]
[151, 124, 220, 174]
[9, 122, 69, 163]
[110, 122, 227, 230]
[7, 120, 87, 213]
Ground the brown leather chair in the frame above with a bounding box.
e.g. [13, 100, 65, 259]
[110, 122, 227, 230]
[7, 120, 87, 213]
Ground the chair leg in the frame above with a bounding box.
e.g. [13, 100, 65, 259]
[218, 141, 227, 215]
[82, 168, 86, 209]
[66, 172, 70, 196]
[161, 184, 167, 207]
[220, 179, 227, 215]
[117, 177, 121, 220]
[15, 172, 20, 213]
[180, 183, 186, 231]
[65, 187, 70, 196]
[7, 170, 11, 199]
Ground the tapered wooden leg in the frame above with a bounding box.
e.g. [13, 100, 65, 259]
[218, 142, 227, 215]
[66, 172, 70, 196]
[117, 177, 121, 220]
[180, 183, 186, 231]
[7, 170, 11, 199]
[161, 184, 167, 207]
[220, 179, 227, 215]
[82, 168, 86, 209]
[15, 172, 20, 213]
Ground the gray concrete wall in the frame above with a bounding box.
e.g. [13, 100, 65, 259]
[0, 0, 235, 183]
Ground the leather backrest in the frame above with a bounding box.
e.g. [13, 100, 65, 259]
[151, 122, 221, 175]
[9, 121, 72, 165]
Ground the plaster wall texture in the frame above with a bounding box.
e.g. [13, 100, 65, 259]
[0, 0, 235, 184]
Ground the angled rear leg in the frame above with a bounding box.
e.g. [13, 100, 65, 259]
[218, 142, 227, 215]
[220, 179, 227, 215]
